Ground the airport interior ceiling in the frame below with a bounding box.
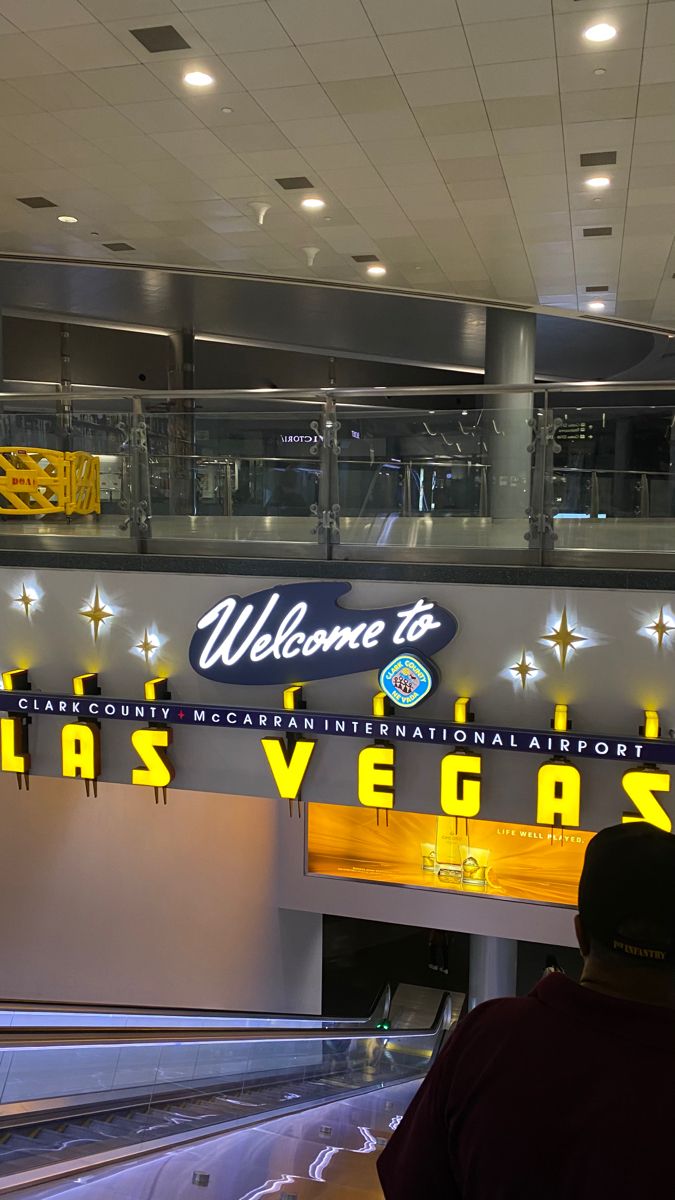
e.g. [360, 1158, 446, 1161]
[0, 1, 670, 327]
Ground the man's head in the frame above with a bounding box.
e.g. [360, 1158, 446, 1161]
[575, 823, 675, 1004]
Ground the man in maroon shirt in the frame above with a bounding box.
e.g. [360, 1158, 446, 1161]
[378, 823, 675, 1199]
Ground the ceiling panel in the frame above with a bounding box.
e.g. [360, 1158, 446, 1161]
[465, 15, 555, 65]
[0, 0, 95, 30]
[269, 0, 373, 45]
[379, 28, 472, 74]
[299, 38, 392, 82]
[362, 0, 461, 36]
[0, 0, 667, 326]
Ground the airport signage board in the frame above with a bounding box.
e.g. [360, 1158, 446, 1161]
[188, 582, 457, 687]
[1, 568, 674, 835]
[1, 686, 672, 832]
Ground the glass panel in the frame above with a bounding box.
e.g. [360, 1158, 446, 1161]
[547, 395, 675, 559]
[0, 394, 325, 556]
[335, 395, 539, 561]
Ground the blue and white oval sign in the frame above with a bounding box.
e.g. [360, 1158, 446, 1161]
[379, 654, 436, 708]
[189, 581, 457, 687]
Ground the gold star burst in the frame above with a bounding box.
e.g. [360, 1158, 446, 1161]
[13, 584, 35, 618]
[80, 587, 113, 642]
[541, 606, 586, 670]
[136, 628, 158, 664]
[647, 606, 673, 650]
[511, 650, 537, 689]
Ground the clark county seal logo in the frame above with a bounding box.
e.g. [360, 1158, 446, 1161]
[379, 654, 435, 709]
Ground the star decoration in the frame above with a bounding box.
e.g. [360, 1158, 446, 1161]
[80, 587, 113, 642]
[647, 606, 673, 650]
[135, 628, 158, 664]
[14, 584, 35, 618]
[510, 650, 537, 689]
[541, 606, 586, 669]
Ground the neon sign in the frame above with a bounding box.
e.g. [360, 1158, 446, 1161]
[188, 582, 457, 686]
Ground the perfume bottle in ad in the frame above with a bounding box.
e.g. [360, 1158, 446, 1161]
[435, 816, 464, 882]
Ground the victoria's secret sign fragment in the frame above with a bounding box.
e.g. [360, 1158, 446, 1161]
[188, 581, 457, 686]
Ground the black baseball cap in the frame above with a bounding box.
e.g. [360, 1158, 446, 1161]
[578, 823, 675, 967]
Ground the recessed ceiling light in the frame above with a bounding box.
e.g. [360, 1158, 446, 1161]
[593, 67, 607, 76]
[57, 214, 78, 224]
[583, 22, 617, 43]
[220, 106, 233, 114]
[301, 196, 325, 210]
[585, 175, 610, 188]
[367, 264, 386, 278]
[588, 301, 605, 311]
[183, 70, 214, 88]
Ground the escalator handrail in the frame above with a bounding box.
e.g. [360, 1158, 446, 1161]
[0, 991, 451, 1050]
[0, 980, 391, 1030]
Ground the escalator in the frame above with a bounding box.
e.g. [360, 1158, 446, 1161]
[0, 987, 461, 1197]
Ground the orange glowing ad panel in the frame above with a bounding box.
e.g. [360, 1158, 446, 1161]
[307, 804, 596, 907]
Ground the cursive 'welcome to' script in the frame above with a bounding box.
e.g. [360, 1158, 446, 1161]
[189, 581, 457, 686]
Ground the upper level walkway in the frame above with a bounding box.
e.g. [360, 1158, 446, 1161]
[1, 380, 674, 572]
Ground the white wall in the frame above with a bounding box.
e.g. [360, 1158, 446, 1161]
[0, 775, 322, 1014]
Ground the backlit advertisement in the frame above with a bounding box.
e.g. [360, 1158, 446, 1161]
[307, 804, 596, 907]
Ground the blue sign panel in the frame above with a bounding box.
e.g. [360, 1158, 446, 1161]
[1, 690, 669, 765]
[189, 581, 457, 687]
[379, 654, 435, 708]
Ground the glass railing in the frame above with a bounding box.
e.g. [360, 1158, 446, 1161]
[1, 383, 674, 565]
[0, 982, 391, 1032]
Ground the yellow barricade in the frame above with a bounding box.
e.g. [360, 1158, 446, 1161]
[0, 448, 100, 517]
[67, 451, 100, 516]
[0, 448, 67, 516]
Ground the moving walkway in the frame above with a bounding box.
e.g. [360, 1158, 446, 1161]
[0, 987, 460, 1196]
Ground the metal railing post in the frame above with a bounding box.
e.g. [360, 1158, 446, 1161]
[639, 472, 650, 518]
[525, 391, 558, 562]
[311, 395, 340, 556]
[129, 395, 152, 551]
[478, 465, 489, 517]
[222, 459, 233, 517]
[402, 462, 412, 516]
[57, 324, 73, 456]
[590, 470, 600, 518]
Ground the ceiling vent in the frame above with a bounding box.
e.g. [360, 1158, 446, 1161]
[17, 196, 56, 208]
[130, 25, 190, 52]
[275, 176, 314, 190]
[585, 285, 609, 292]
[103, 241, 135, 252]
[352, 254, 379, 263]
[583, 226, 612, 237]
[580, 150, 617, 167]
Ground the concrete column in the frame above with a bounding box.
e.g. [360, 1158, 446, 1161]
[168, 329, 197, 516]
[484, 308, 536, 519]
[468, 934, 518, 1010]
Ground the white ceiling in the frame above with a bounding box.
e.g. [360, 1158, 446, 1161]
[0, 0, 672, 327]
